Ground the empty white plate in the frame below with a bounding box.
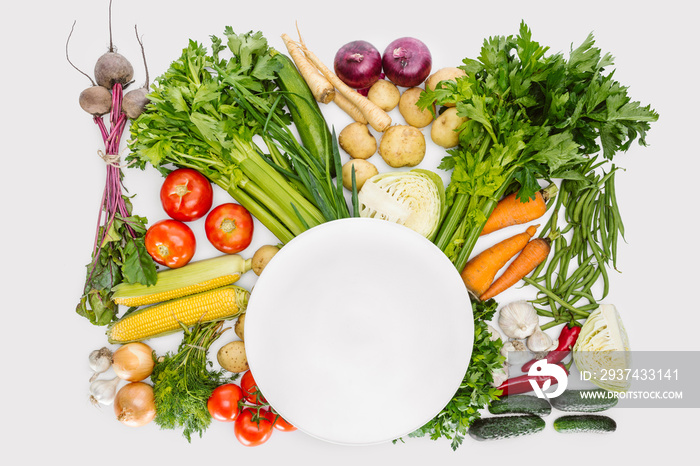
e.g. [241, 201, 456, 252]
[244, 218, 474, 445]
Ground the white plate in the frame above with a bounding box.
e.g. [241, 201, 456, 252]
[244, 218, 474, 445]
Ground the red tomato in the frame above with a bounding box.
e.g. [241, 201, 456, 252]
[267, 411, 297, 432]
[240, 370, 265, 405]
[144, 219, 196, 268]
[207, 384, 244, 422]
[234, 408, 274, 447]
[205, 203, 254, 254]
[160, 168, 213, 222]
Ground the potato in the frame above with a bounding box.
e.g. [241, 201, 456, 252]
[431, 107, 468, 148]
[234, 313, 246, 341]
[399, 87, 434, 128]
[252, 244, 279, 276]
[342, 159, 378, 190]
[338, 122, 377, 160]
[217, 340, 249, 373]
[378, 125, 426, 168]
[367, 79, 400, 112]
[425, 67, 467, 108]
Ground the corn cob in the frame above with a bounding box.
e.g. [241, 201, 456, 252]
[106, 285, 249, 344]
[112, 254, 252, 306]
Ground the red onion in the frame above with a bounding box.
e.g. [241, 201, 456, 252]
[334, 40, 383, 89]
[382, 37, 432, 88]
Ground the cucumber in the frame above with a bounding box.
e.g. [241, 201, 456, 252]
[553, 415, 617, 433]
[489, 395, 552, 416]
[274, 53, 335, 175]
[550, 389, 618, 412]
[468, 415, 545, 441]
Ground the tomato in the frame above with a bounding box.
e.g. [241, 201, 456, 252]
[144, 219, 196, 268]
[240, 370, 265, 405]
[234, 408, 274, 447]
[160, 168, 213, 222]
[205, 203, 254, 254]
[207, 384, 244, 422]
[267, 411, 297, 432]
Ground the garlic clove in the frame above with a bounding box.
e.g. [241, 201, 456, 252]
[527, 326, 554, 353]
[490, 363, 509, 388]
[497, 301, 539, 339]
[487, 324, 504, 343]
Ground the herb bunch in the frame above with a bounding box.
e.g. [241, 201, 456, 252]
[128, 28, 353, 244]
[151, 321, 236, 442]
[419, 21, 658, 271]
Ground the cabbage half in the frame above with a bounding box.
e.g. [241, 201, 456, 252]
[358, 169, 445, 240]
[573, 304, 631, 391]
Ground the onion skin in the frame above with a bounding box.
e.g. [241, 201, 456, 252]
[114, 382, 156, 427]
[334, 40, 382, 89]
[112, 342, 155, 382]
[382, 37, 432, 88]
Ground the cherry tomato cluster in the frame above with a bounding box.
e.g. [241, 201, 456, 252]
[207, 370, 296, 446]
[144, 168, 255, 268]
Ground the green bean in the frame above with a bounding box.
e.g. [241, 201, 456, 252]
[587, 235, 610, 299]
[572, 183, 596, 224]
[571, 290, 598, 304]
[598, 191, 610, 262]
[556, 256, 594, 294]
[607, 169, 625, 238]
[522, 277, 591, 319]
[556, 247, 572, 291]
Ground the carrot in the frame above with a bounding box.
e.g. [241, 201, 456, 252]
[461, 225, 538, 297]
[281, 33, 335, 104]
[294, 37, 392, 132]
[480, 183, 558, 236]
[333, 92, 368, 124]
[479, 235, 552, 301]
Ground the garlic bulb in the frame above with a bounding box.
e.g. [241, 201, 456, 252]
[527, 326, 554, 353]
[88, 347, 113, 382]
[497, 301, 539, 339]
[500, 339, 532, 366]
[89, 376, 121, 406]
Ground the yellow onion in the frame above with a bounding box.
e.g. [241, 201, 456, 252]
[114, 382, 156, 427]
[112, 342, 155, 382]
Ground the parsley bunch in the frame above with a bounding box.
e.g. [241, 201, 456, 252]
[419, 22, 658, 271]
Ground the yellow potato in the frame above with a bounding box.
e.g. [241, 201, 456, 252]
[342, 159, 378, 190]
[367, 80, 400, 112]
[217, 340, 249, 373]
[425, 67, 467, 107]
[252, 245, 279, 276]
[378, 125, 426, 168]
[338, 122, 377, 160]
[234, 313, 246, 341]
[399, 87, 434, 128]
[431, 108, 468, 148]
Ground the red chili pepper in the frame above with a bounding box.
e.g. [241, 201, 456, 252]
[520, 324, 581, 373]
[497, 363, 568, 396]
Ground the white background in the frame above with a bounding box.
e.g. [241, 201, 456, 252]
[2, 0, 697, 464]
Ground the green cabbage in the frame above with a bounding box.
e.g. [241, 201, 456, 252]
[358, 169, 445, 240]
[573, 304, 631, 391]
